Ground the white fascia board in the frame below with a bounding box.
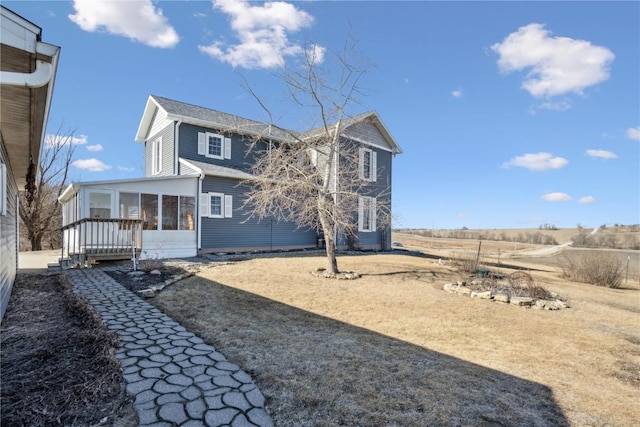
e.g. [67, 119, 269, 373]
[63, 175, 198, 193]
[58, 183, 80, 203]
[134, 96, 164, 142]
[1, 7, 40, 52]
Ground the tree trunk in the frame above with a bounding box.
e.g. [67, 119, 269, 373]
[318, 196, 339, 274]
[30, 237, 42, 251]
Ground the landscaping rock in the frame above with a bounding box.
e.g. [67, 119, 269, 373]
[137, 289, 157, 298]
[493, 294, 510, 303]
[471, 290, 492, 299]
[510, 296, 534, 307]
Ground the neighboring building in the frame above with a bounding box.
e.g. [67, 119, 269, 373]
[59, 95, 401, 263]
[0, 6, 60, 319]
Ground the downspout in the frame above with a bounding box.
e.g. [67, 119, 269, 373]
[197, 170, 205, 252]
[174, 119, 182, 175]
[0, 60, 53, 88]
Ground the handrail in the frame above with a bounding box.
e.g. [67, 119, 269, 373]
[61, 218, 143, 267]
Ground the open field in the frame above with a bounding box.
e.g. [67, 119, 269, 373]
[393, 232, 640, 283]
[151, 250, 640, 426]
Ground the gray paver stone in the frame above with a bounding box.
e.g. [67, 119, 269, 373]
[216, 361, 240, 371]
[245, 388, 265, 408]
[158, 402, 188, 425]
[195, 379, 217, 392]
[139, 359, 166, 369]
[186, 398, 207, 419]
[185, 347, 212, 356]
[204, 395, 224, 410]
[153, 379, 188, 394]
[141, 367, 168, 379]
[147, 345, 163, 354]
[205, 367, 229, 377]
[205, 407, 239, 426]
[188, 336, 204, 345]
[161, 363, 182, 375]
[232, 413, 252, 427]
[171, 339, 193, 347]
[164, 346, 188, 357]
[184, 365, 207, 376]
[212, 375, 241, 389]
[136, 407, 159, 425]
[190, 355, 216, 366]
[180, 385, 202, 400]
[166, 374, 193, 386]
[177, 359, 196, 369]
[124, 372, 144, 383]
[127, 348, 151, 358]
[149, 354, 172, 363]
[247, 408, 273, 427]
[222, 391, 251, 411]
[194, 343, 216, 352]
[156, 392, 183, 405]
[126, 378, 157, 396]
[135, 389, 160, 405]
[232, 371, 252, 384]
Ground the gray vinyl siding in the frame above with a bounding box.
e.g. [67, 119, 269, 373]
[344, 122, 390, 151]
[0, 140, 18, 320]
[200, 176, 317, 250]
[144, 122, 175, 177]
[345, 140, 393, 250]
[179, 123, 267, 175]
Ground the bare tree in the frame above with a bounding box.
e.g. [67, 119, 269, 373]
[240, 41, 390, 274]
[19, 125, 77, 251]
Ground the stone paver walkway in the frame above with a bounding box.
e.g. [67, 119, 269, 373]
[67, 269, 272, 427]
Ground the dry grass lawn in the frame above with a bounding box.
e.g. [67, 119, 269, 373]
[152, 253, 640, 426]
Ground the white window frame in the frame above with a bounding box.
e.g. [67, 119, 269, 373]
[0, 163, 6, 215]
[151, 137, 162, 175]
[209, 192, 224, 218]
[358, 196, 377, 232]
[198, 132, 232, 160]
[359, 147, 377, 182]
[201, 192, 233, 219]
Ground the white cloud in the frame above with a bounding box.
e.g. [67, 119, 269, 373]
[502, 152, 568, 171]
[586, 149, 617, 160]
[72, 158, 111, 172]
[69, 0, 179, 48]
[199, 0, 321, 69]
[44, 134, 87, 148]
[452, 90, 463, 98]
[117, 165, 135, 172]
[86, 144, 103, 152]
[491, 23, 614, 98]
[626, 127, 640, 141]
[535, 99, 572, 112]
[541, 192, 571, 202]
[579, 196, 596, 204]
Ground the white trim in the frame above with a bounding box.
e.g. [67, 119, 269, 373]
[224, 195, 233, 218]
[359, 147, 376, 182]
[152, 137, 162, 175]
[0, 163, 6, 215]
[208, 192, 224, 218]
[203, 132, 225, 160]
[358, 196, 376, 232]
[346, 135, 396, 153]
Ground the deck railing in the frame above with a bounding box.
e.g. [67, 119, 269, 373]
[61, 218, 143, 267]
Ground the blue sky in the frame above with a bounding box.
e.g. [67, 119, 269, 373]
[6, 1, 639, 229]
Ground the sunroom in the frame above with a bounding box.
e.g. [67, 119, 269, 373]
[58, 175, 199, 266]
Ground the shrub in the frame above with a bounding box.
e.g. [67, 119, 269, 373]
[558, 252, 624, 288]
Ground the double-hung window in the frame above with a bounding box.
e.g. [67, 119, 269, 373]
[198, 132, 231, 160]
[151, 137, 162, 175]
[200, 192, 233, 219]
[359, 147, 377, 182]
[358, 196, 376, 232]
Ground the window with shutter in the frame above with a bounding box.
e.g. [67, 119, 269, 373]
[198, 132, 230, 160]
[359, 147, 377, 182]
[358, 196, 376, 232]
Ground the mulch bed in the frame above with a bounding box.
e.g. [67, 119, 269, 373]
[0, 273, 137, 426]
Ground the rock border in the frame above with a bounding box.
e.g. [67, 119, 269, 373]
[443, 281, 569, 310]
[311, 268, 360, 280]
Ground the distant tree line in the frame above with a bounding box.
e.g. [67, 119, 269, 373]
[396, 229, 559, 246]
[571, 230, 639, 250]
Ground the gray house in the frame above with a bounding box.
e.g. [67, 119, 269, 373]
[59, 95, 401, 262]
[136, 95, 402, 252]
[0, 6, 60, 319]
